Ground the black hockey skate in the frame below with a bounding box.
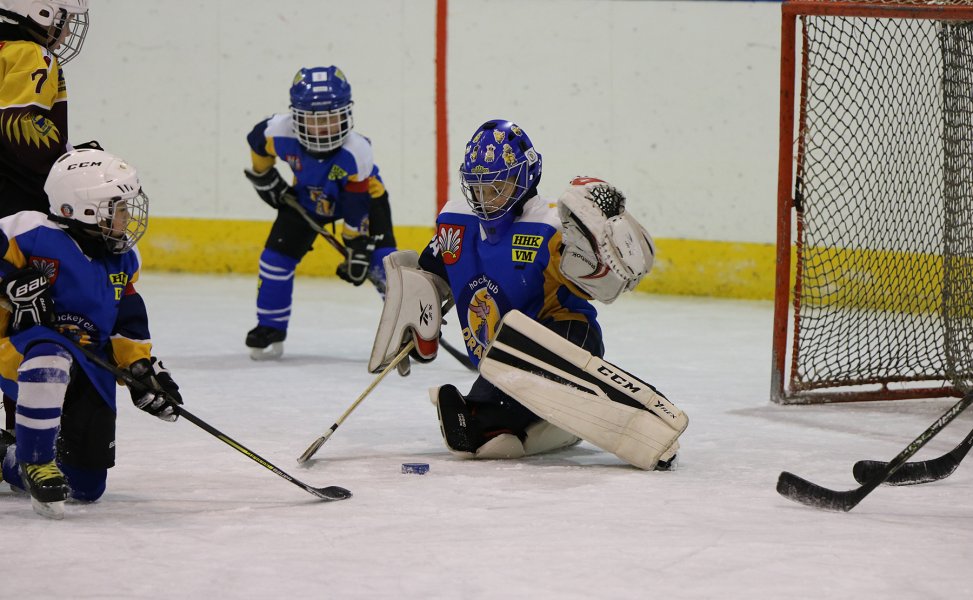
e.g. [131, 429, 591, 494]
[434, 385, 482, 453]
[20, 461, 69, 520]
[246, 325, 286, 361]
[0, 429, 13, 477]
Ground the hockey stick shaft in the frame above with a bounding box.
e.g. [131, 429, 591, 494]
[776, 390, 973, 511]
[297, 340, 416, 464]
[282, 195, 475, 371]
[73, 343, 351, 501]
[853, 422, 973, 486]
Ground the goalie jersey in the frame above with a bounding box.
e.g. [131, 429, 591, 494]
[0, 33, 70, 215]
[0, 212, 151, 410]
[247, 114, 387, 237]
[419, 195, 600, 365]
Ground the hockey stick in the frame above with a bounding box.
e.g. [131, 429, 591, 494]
[282, 195, 475, 371]
[297, 340, 416, 464]
[776, 389, 973, 511]
[73, 343, 351, 502]
[852, 423, 973, 486]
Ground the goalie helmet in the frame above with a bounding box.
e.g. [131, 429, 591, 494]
[45, 149, 149, 255]
[459, 120, 542, 244]
[0, 0, 89, 64]
[289, 65, 354, 154]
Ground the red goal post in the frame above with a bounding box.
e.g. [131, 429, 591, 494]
[772, 0, 973, 404]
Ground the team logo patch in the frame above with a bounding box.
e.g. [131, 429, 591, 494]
[329, 164, 348, 181]
[511, 234, 543, 264]
[286, 155, 302, 172]
[437, 224, 464, 265]
[466, 287, 500, 349]
[30, 257, 60, 284]
[309, 188, 334, 216]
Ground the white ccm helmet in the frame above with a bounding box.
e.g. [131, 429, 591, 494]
[0, 0, 89, 64]
[45, 149, 149, 255]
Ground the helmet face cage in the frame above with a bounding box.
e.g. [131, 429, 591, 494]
[291, 104, 354, 153]
[96, 191, 149, 254]
[0, 1, 89, 64]
[459, 121, 542, 224]
[289, 66, 354, 153]
[49, 8, 88, 65]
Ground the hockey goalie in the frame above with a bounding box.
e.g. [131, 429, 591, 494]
[368, 119, 688, 470]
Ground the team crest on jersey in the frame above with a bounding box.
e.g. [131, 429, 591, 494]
[29, 257, 60, 284]
[308, 189, 335, 216]
[511, 234, 542, 263]
[437, 224, 464, 265]
[329, 164, 348, 181]
[464, 286, 501, 352]
[285, 155, 302, 172]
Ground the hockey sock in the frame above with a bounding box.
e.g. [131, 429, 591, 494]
[256, 248, 299, 329]
[14, 343, 72, 465]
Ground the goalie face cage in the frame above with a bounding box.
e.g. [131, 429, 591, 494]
[772, 0, 973, 404]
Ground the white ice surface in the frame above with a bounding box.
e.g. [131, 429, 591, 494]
[5, 273, 973, 599]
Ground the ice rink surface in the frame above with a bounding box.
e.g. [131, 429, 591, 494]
[5, 273, 972, 599]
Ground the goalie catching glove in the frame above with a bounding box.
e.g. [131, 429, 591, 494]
[368, 250, 453, 376]
[558, 177, 655, 303]
[128, 357, 183, 422]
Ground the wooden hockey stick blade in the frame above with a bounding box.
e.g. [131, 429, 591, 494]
[852, 425, 973, 486]
[777, 390, 973, 511]
[297, 341, 415, 464]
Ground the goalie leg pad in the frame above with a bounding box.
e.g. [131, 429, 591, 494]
[479, 310, 688, 470]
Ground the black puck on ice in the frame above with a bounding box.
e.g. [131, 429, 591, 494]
[401, 463, 429, 475]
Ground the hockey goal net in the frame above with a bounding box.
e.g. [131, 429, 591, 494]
[772, 0, 973, 404]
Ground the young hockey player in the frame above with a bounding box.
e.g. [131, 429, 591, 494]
[0, 0, 89, 216]
[1, 0, 92, 431]
[243, 65, 397, 360]
[0, 148, 182, 519]
[369, 119, 687, 470]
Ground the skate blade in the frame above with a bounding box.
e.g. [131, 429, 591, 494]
[31, 497, 65, 520]
[249, 342, 284, 361]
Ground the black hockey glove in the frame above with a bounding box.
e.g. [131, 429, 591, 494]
[1, 267, 56, 332]
[336, 235, 376, 286]
[128, 357, 183, 422]
[244, 167, 294, 209]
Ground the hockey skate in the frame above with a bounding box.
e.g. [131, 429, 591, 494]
[20, 460, 69, 520]
[246, 325, 286, 360]
[0, 428, 13, 482]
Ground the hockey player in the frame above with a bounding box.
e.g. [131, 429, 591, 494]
[369, 119, 687, 470]
[1, 0, 91, 431]
[243, 65, 397, 360]
[0, 148, 182, 519]
[0, 0, 89, 216]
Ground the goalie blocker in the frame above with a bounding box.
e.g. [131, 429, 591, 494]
[476, 310, 687, 470]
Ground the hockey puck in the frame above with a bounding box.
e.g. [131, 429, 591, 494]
[401, 463, 429, 475]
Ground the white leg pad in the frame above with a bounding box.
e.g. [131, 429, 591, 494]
[479, 310, 688, 470]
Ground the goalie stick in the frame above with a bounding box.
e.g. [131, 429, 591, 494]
[852, 423, 973, 486]
[74, 343, 351, 502]
[298, 340, 416, 464]
[776, 389, 973, 512]
[281, 195, 475, 371]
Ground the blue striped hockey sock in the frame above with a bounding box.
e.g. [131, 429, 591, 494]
[14, 342, 72, 465]
[256, 248, 299, 330]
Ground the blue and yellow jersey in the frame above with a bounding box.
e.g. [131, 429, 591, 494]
[247, 114, 386, 239]
[0, 35, 69, 215]
[419, 195, 599, 365]
[0, 212, 151, 410]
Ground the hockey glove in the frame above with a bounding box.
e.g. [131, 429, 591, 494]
[337, 235, 376, 286]
[244, 167, 294, 209]
[1, 267, 56, 332]
[128, 357, 183, 422]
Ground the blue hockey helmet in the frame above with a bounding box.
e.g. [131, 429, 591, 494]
[459, 120, 542, 244]
[289, 66, 354, 153]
